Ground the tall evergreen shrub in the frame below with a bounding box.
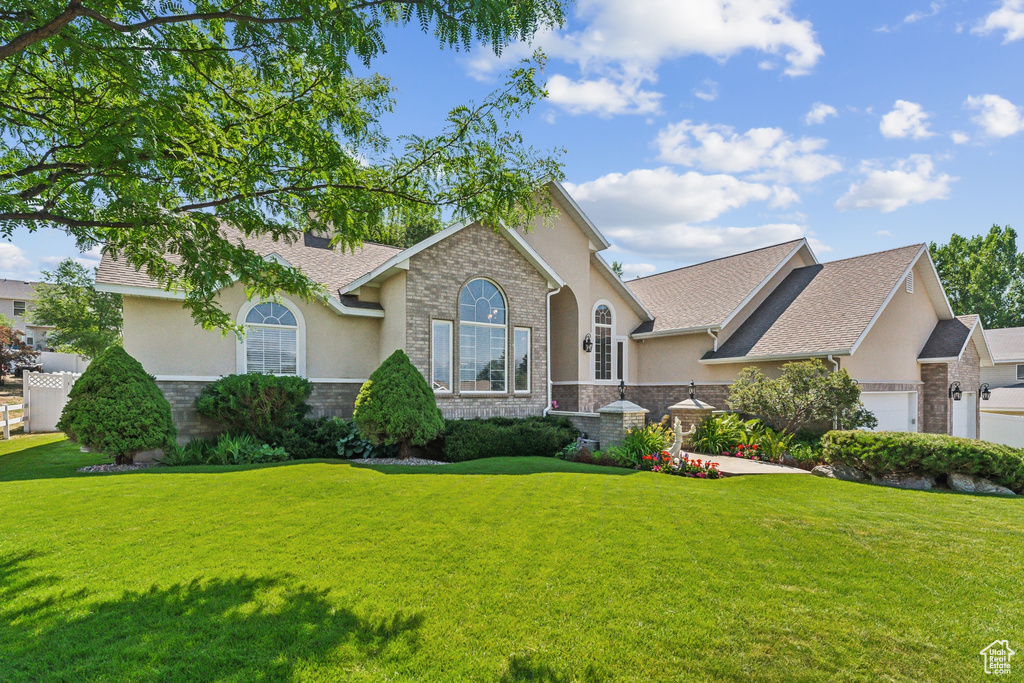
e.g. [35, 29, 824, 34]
[353, 350, 444, 458]
[57, 346, 176, 464]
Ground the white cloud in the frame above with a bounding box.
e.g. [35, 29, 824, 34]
[0, 243, 35, 279]
[973, 0, 1024, 43]
[877, 230, 893, 236]
[693, 79, 718, 102]
[38, 246, 102, 271]
[966, 94, 1024, 137]
[564, 167, 789, 227]
[879, 100, 935, 139]
[604, 223, 810, 262]
[905, 2, 943, 23]
[805, 102, 837, 125]
[468, 0, 822, 117]
[563, 167, 809, 261]
[835, 155, 956, 213]
[950, 131, 971, 144]
[621, 263, 657, 279]
[546, 74, 662, 116]
[655, 120, 842, 184]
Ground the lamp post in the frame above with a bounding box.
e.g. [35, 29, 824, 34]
[618, 379, 626, 401]
[688, 380, 696, 400]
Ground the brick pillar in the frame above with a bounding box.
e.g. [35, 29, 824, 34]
[668, 398, 717, 433]
[597, 400, 649, 450]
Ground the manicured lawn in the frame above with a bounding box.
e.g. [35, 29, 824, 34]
[1, 435, 1021, 681]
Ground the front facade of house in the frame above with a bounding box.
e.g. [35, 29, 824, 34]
[96, 181, 992, 441]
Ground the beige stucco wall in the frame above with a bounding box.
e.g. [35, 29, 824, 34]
[843, 264, 938, 382]
[635, 332, 787, 384]
[122, 285, 382, 379]
[378, 271, 406, 363]
[519, 201, 644, 385]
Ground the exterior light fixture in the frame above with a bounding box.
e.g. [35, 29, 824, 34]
[618, 379, 626, 401]
[582, 333, 593, 353]
[949, 381, 963, 401]
[981, 383, 992, 401]
[688, 380, 696, 400]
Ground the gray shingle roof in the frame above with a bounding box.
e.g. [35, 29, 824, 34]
[985, 327, 1024, 363]
[984, 385, 1024, 411]
[702, 244, 925, 361]
[627, 240, 805, 335]
[919, 315, 979, 360]
[0, 279, 38, 300]
[96, 226, 402, 303]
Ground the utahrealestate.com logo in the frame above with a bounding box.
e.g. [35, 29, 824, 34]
[981, 640, 1015, 675]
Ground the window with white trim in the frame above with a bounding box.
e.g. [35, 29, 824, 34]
[13, 300, 26, 317]
[594, 304, 613, 381]
[432, 319, 453, 393]
[616, 337, 627, 382]
[514, 327, 530, 393]
[459, 279, 507, 392]
[244, 302, 298, 375]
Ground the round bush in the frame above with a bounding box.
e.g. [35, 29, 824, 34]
[57, 346, 176, 464]
[195, 373, 312, 440]
[353, 350, 444, 458]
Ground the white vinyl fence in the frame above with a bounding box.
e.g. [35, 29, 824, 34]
[22, 372, 81, 434]
[980, 412, 1024, 448]
[37, 351, 90, 374]
[1, 402, 23, 439]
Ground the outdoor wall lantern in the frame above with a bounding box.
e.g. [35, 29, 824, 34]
[949, 381, 963, 401]
[582, 333, 593, 353]
[688, 380, 696, 400]
[981, 383, 992, 401]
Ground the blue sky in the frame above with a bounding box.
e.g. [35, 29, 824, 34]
[4, 0, 1024, 281]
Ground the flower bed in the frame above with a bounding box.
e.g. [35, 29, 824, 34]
[643, 451, 722, 479]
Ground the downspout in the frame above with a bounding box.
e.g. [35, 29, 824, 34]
[827, 355, 840, 430]
[707, 328, 719, 352]
[543, 286, 562, 417]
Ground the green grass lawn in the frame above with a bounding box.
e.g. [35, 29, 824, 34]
[1, 434, 1021, 682]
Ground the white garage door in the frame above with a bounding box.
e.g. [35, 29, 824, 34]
[861, 392, 918, 432]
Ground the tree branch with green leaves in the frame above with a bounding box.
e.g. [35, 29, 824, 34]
[1, 0, 569, 329]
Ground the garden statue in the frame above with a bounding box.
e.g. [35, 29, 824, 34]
[668, 417, 684, 460]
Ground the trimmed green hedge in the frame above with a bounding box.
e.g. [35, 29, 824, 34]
[442, 416, 579, 463]
[822, 430, 1024, 492]
[195, 373, 311, 440]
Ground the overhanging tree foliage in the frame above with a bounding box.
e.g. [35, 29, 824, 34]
[929, 225, 1024, 329]
[28, 258, 123, 358]
[1, 0, 569, 329]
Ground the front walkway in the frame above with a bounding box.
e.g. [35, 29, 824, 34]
[685, 452, 810, 477]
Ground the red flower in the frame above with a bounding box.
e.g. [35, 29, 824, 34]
[642, 454, 653, 460]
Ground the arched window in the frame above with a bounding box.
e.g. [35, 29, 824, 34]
[459, 279, 507, 393]
[243, 301, 299, 375]
[594, 303, 613, 381]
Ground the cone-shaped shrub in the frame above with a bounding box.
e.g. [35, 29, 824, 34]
[57, 346, 176, 464]
[354, 349, 444, 458]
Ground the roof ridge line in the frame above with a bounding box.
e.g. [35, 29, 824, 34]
[631, 239, 806, 282]
[819, 243, 926, 266]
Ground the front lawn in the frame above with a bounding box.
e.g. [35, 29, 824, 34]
[1, 435, 1020, 681]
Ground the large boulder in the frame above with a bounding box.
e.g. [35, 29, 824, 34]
[948, 473, 1016, 496]
[811, 464, 871, 483]
[871, 473, 937, 491]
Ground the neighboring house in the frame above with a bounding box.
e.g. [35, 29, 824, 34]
[0, 279, 53, 351]
[979, 327, 1024, 431]
[95, 181, 992, 440]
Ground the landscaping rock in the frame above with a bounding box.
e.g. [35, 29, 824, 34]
[871, 473, 937, 491]
[811, 464, 870, 483]
[77, 463, 155, 473]
[351, 457, 449, 466]
[948, 473, 1016, 496]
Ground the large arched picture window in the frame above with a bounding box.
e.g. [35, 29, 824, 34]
[244, 301, 299, 375]
[594, 303, 613, 381]
[459, 279, 507, 392]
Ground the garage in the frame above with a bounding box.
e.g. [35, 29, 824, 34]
[860, 391, 918, 432]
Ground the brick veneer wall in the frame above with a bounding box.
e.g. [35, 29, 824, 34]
[405, 222, 550, 419]
[157, 380, 363, 441]
[920, 363, 948, 434]
[949, 339, 982, 436]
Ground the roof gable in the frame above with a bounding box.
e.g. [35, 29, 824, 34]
[629, 239, 813, 337]
[701, 244, 941, 363]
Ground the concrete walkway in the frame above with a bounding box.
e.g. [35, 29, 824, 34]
[684, 452, 810, 476]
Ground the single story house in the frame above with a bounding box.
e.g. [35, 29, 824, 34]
[95, 181, 992, 440]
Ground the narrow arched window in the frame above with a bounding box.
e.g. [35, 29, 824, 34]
[244, 302, 298, 375]
[594, 304, 613, 381]
[459, 279, 507, 393]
